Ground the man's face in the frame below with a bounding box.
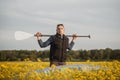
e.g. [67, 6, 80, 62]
[57, 26, 64, 35]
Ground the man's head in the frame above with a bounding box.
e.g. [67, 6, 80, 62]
[56, 24, 64, 36]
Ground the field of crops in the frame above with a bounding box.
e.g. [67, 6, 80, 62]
[0, 61, 120, 80]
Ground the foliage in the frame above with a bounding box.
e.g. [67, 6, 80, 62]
[0, 48, 120, 61]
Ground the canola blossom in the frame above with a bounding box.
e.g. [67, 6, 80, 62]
[0, 61, 120, 80]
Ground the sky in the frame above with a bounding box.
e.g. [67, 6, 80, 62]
[0, 0, 120, 50]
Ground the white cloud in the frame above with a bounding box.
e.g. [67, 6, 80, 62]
[0, 0, 120, 50]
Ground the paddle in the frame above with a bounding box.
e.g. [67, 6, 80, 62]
[15, 31, 90, 40]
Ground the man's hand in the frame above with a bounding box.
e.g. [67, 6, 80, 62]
[72, 34, 77, 42]
[36, 32, 41, 40]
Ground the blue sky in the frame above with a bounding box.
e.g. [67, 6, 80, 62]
[0, 0, 120, 50]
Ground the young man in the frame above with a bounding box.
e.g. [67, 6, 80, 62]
[36, 24, 77, 66]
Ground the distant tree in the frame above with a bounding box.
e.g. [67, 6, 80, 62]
[98, 49, 104, 60]
[90, 49, 98, 60]
[104, 48, 112, 61]
[0, 49, 120, 61]
[112, 49, 120, 60]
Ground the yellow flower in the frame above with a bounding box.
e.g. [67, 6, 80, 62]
[51, 64, 56, 68]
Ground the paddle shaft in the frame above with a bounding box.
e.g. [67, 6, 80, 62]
[34, 34, 91, 38]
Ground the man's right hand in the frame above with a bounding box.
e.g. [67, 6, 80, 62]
[36, 32, 41, 40]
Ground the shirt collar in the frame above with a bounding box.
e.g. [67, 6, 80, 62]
[56, 33, 64, 39]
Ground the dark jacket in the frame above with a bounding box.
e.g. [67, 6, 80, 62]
[50, 33, 69, 62]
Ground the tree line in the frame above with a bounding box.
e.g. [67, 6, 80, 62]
[0, 48, 120, 61]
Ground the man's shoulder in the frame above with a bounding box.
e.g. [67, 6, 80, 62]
[50, 35, 56, 40]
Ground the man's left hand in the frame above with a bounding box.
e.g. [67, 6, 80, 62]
[72, 34, 77, 42]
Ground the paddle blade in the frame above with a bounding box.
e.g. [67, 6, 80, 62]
[15, 31, 34, 40]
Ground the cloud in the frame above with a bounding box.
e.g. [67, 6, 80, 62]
[0, 0, 120, 50]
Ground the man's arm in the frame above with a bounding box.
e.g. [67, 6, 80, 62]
[68, 41, 75, 50]
[68, 34, 77, 50]
[38, 36, 53, 48]
[36, 32, 53, 48]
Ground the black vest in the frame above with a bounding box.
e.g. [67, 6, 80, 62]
[50, 33, 69, 62]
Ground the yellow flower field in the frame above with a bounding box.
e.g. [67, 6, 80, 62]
[0, 61, 120, 80]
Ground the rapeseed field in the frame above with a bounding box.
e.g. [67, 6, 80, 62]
[0, 61, 120, 80]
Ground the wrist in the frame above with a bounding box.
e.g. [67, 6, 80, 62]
[72, 39, 75, 42]
[37, 37, 41, 40]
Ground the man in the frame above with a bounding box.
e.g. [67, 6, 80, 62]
[36, 24, 77, 67]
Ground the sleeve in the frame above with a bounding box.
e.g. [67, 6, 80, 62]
[38, 36, 53, 48]
[68, 41, 75, 50]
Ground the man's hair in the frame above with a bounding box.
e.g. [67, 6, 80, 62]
[57, 24, 64, 28]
